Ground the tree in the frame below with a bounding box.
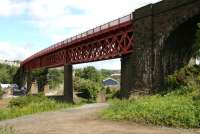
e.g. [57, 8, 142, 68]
[75, 66, 101, 83]
[32, 68, 48, 92]
[0, 64, 18, 84]
[8, 66, 18, 83]
[0, 69, 10, 83]
[48, 69, 64, 89]
[100, 69, 112, 79]
[74, 68, 83, 78]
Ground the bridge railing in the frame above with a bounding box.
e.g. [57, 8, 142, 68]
[22, 14, 133, 65]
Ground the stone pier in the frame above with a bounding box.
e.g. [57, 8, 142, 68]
[64, 64, 73, 102]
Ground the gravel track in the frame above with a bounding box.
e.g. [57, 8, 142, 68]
[0, 103, 198, 134]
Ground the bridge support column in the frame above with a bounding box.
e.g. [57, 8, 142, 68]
[64, 64, 73, 102]
[26, 71, 32, 94]
[120, 5, 154, 98]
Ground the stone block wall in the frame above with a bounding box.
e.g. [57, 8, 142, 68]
[121, 0, 200, 97]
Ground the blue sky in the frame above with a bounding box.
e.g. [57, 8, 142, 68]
[0, 0, 160, 69]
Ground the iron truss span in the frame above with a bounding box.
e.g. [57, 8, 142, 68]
[21, 14, 134, 70]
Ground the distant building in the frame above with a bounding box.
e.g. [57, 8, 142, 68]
[110, 73, 120, 81]
[0, 59, 20, 67]
[0, 84, 18, 90]
[110, 73, 120, 77]
[195, 58, 200, 65]
[102, 78, 119, 87]
[0, 84, 25, 96]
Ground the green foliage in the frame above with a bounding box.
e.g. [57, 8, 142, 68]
[74, 66, 110, 101]
[74, 77, 103, 100]
[102, 95, 198, 128]
[0, 94, 73, 121]
[32, 69, 48, 91]
[105, 87, 120, 99]
[100, 69, 112, 80]
[48, 69, 64, 89]
[163, 65, 200, 94]
[0, 64, 18, 83]
[0, 126, 16, 134]
[75, 66, 101, 82]
[0, 87, 4, 98]
[31, 68, 64, 90]
[102, 65, 200, 128]
[9, 93, 47, 108]
[74, 66, 119, 101]
[75, 67, 116, 83]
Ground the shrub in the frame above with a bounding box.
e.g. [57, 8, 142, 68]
[162, 65, 200, 94]
[74, 77, 103, 100]
[105, 87, 120, 99]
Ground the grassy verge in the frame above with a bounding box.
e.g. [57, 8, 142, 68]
[102, 65, 200, 128]
[0, 94, 75, 121]
[0, 126, 16, 134]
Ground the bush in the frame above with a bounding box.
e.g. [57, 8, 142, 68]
[105, 87, 120, 99]
[162, 65, 200, 94]
[74, 77, 103, 100]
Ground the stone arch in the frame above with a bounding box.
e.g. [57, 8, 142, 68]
[161, 15, 200, 78]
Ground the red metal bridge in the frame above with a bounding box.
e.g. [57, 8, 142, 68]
[21, 14, 134, 70]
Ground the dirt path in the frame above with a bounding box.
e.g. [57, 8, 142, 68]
[0, 103, 198, 134]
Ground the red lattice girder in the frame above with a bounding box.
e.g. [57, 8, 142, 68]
[22, 14, 134, 71]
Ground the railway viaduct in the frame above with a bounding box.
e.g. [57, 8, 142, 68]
[20, 0, 200, 101]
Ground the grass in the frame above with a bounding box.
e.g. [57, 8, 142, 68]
[0, 126, 16, 134]
[102, 95, 199, 128]
[102, 65, 200, 128]
[0, 94, 75, 121]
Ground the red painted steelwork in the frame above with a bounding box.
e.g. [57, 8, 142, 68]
[21, 14, 134, 70]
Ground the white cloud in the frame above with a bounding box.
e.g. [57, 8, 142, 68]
[0, 0, 161, 68]
[25, 0, 161, 42]
[0, 0, 161, 42]
[0, 42, 34, 61]
[74, 59, 121, 70]
[0, 0, 27, 16]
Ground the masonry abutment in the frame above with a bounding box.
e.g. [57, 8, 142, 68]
[120, 5, 154, 97]
[121, 0, 200, 97]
